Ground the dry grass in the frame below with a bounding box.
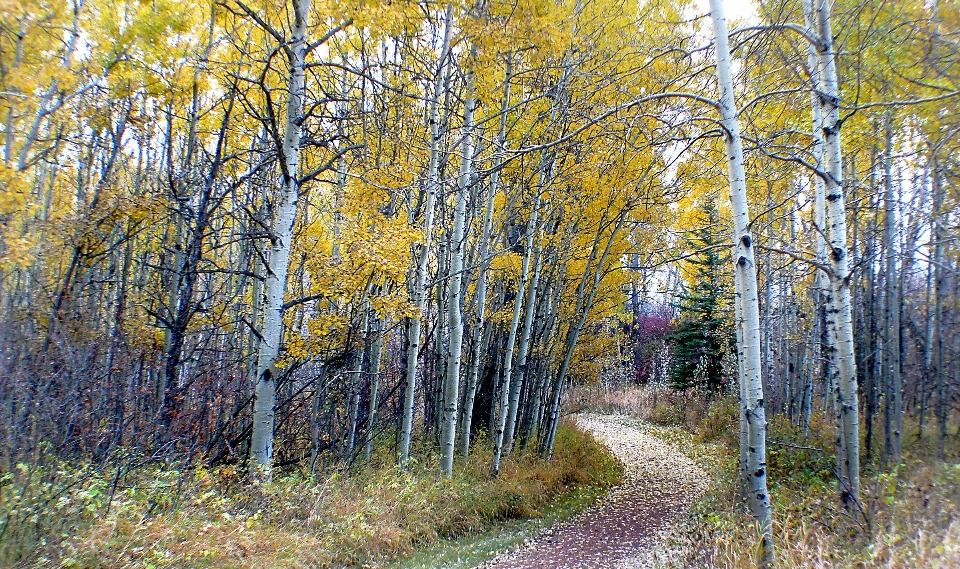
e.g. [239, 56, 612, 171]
[566, 383, 663, 420]
[681, 402, 960, 568]
[572, 385, 960, 568]
[1, 421, 621, 568]
[566, 383, 727, 434]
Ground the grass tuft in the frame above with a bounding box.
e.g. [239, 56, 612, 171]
[1, 420, 621, 568]
[571, 385, 960, 568]
[678, 399, 960, 568]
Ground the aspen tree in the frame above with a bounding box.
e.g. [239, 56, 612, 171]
[882, 112, 902, 464]
[364, 311, 386, 463]
[505, 240, 543, 454]
[460, 55, 513, 462]
[813, 0, 861, 505]
[541, 210, 628, 459]
[735, 267, 748, 501]
[399, 2, 455, 466]
[708, 0, 773, 563]
[250, 0, 312, 480]
[492, 195, 538, 476]
[345, 294, 371, 459]
[440, 56, 475, 476]
[931, 158, 946, 458]
[920, 229, 935, 439]
[801, 0, 828, 438]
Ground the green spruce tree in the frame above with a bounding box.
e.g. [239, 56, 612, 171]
[668, 201, 734, 393]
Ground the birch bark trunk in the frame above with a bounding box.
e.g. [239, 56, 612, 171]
[800, 0, 832, 432]
[364, 312, 385, 463]
[440, 62, 475, 476]
[346, 296, 371, 459]
[460, 55, 513, 462]
[527, 277, 558, 447]
[492, 196, 538, 476]
[882, 112, 902, 464]
[919, 252, 934, 438]
[708, 1, 773, 563]
[813, 0, 861, 505]
[541, 213, 626, 459]
[932, 161, 946, 458]
[399, 2, 454, 466]
[505, 241, 542, 455]
[250, 0, 311, 480]
[735, 270, 749, 501]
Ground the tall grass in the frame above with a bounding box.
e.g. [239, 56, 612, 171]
[572, 384, 960, 568]
[0, 421, 620, 568]
[566, 382, 732, 435]
[684, 400, 960, 568]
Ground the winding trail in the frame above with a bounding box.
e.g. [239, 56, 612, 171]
[478, 415, 708, 569]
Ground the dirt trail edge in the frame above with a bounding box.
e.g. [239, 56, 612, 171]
[477, 414, 709, 569]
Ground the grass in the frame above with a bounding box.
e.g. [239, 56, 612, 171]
[685, 411, 960, 568]
[387, 477, 605, 569]
[0, 420, 621, 568]
[571, 383, 960, 568]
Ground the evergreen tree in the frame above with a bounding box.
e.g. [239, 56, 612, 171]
[668, 201, 734, 393]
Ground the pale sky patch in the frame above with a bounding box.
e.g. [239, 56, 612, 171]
[695, 0, 759, 24]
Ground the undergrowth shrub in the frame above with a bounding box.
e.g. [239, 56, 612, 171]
[648, 398, 686, 426]
[560, 385, 960, 567]
[1, 420, 621, 568]
[677, 400, 960, 568]
[568, 383, 725, 431]
[693, 396, 738, 444]
[649, 391, 715, 430]
[565, 383, 659, 417]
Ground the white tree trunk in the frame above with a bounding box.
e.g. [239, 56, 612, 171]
[459, 56, 513, 462]
[882, 112, 902, 464]
[528, 279, 557, 446]
[801, 0, 833, 431]
[250, 0, 311, 480]
[491, 196, 538, 476]
[364, 312, 385, 463]
[709, 1, 773, 563]
[505, 241, 542, 455]
[813, 0, 861, 506]
[931, 161, 946, 457]
[399, 1, 454, 466]
[541, 213, 625, 459]
[346, 296, 371, 459]
[735, 270, 748, 501]
[440, 65, 475, 476]
[920, 251, 934, 437]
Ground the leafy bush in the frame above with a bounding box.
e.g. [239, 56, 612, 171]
[694, 396, 738, 444]
[648, 399, 687, 426]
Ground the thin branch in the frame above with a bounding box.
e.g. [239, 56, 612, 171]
[756, 244, 833, 275]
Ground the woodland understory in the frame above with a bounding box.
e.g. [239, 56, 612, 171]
[575, 385, 960, 568]
[1, 0, 959, 567]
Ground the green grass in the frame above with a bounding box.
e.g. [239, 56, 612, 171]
[389, 471, 608, 569]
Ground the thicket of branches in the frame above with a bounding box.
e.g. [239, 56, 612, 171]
[0, 2, 958, 541]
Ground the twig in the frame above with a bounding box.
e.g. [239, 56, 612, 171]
[767, 440, 823, 452]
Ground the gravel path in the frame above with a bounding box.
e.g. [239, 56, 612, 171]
[477, 415, 709, 569]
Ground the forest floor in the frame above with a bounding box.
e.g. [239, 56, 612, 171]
[2, 420, 623, 568]
[581, 387, 960, 568]
[473, 414, 710, 569]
